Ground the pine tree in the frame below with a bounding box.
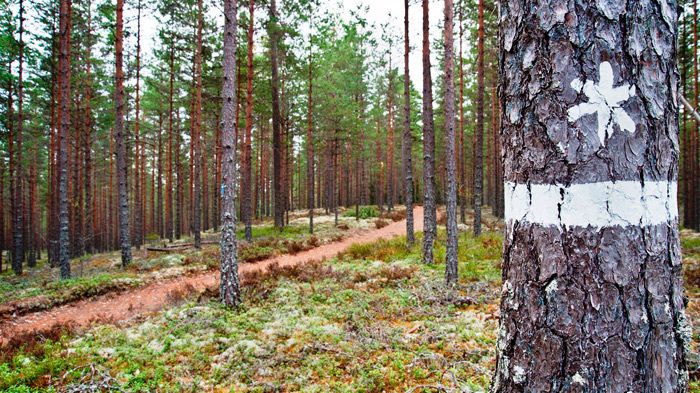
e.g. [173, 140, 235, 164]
[492, 2, 688, 389]
[443, 0, 458, 285]
[402, 0, 414, 246]
[115, 0, 132, 267]
[421, 0, 436, 264]
[220, 0, 240, 308]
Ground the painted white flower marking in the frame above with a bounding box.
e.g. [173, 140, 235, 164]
[567, 61, 636, 146]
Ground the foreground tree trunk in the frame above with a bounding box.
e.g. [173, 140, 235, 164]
[443, 0, 458, 285]
[58, 0, 72, 278]
[115, 0, 132, 267]
[492, 2, 688, 391]
[421, 0, 436, 264]
[220, 0, 240, 308]
[403, 0, 414, 246]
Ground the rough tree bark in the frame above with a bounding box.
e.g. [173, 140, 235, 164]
[473, 0, 485, 237]
[13, 0, 25, 274]
[387, 50, 395, 212]
[492, 1, 689, 391]
[220, 0, 240, 308]
[687, 0, 700, 230]
[443, 0, 458, 285]
[167, 34, 175, 243]
[133, 0, 143, 249]
[192, 0, 204, 249]
[115, 0, 132, 267]
[421, 0, 437, 264]
[243, 0, 255, 242]
[269, 0, 284, 228]
[83, 0, 94, 254]
[307, 16, 315, 235]
[458, 0, 466, 224]
[58, 0, 72, 278]
[403, 0, 414, 246]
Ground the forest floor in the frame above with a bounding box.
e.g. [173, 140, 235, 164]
[0, 211, 698, 392]
[0, 207, 414, 346]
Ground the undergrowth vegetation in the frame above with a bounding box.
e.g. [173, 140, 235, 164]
[4, 229, 700, 391]
[0, 212, 374, 323]
[0, 232, 503, 392]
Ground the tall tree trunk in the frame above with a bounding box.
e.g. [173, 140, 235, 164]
[115, 0, 132, 267]
[0, 149, 4, 272]
[491, 65, 503, 219]
[242, 0, 255, 241]
[492, 2, 688, 390]
[443, 0, 458, 285]
[221, 0, 240, 308]
[458, 0, 466, 224]
[307, 17, 314, 234]
[688, 0, 700, 230]
[157, 112, 164, 237]
[269, 0, 284, 228]
[133, 0, 143, 249]
[421, 0, 436, 264]
[13, 0, 26, 274]
[192, 0, 204, 249]
[175, 111, 183, 240]
[387, 53, 394, 212]
[682, 18, 690, 228]
[58, 0, 72, 278]
[167, 35, 175, 243]
[473, 0, 485, 237]
[403, 0, 414, 246]
[84, 1, 94, 254]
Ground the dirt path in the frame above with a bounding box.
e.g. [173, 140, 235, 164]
[0, 207, 423, 348]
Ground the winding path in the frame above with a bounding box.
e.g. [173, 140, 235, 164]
[0, 207, 423, 348]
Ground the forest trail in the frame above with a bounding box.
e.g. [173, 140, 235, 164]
[0, 207, 424, 349]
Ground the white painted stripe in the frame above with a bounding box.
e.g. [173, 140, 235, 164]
[504, 181, 678, 228]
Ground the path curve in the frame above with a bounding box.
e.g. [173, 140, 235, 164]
[0, 207, 424, 348]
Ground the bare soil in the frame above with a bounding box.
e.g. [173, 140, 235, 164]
[0, 207, 423, 349]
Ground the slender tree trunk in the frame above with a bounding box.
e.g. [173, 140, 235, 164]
[84, 2, 94, 254]
[175, 111, 183, 240]
[473, 0, 485, 237]
[682, 19, 690, 228]
[689, 0, 700, 230]
[403, 0, 414, 246]
[269, 0, 284, 228]
[13, 0, 26, 274]
[443, 0, 458, 285]
[0, 151, 4, 272]
[220, 0, 240, 308]
[192, 0, 204, 248]
[167, 37, 175, 243]
[243, 0, 255, 241]
[458, 0, 466, 224]
[115, 0, 132, 267]
[491, 66, 503, 219]
[157, 112, 164, 238]
[421, 0, 436, 264]
[387, 54, 394, 212]
[307, 18, 315, 234]
[492, 2, 688, 390]
[133, 0, 143, 249]
[58, 0, 72, 278]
